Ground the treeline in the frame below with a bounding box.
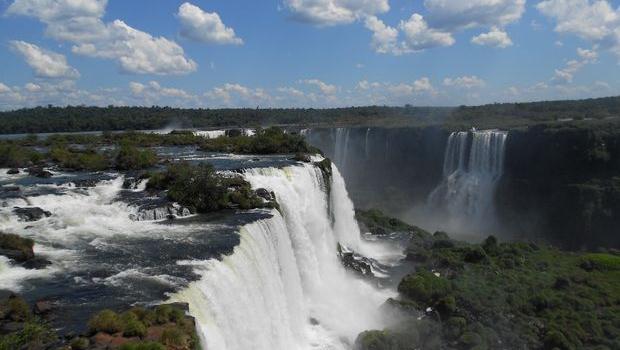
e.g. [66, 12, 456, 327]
[446, 96, 620, 129]
[0, 105, 451, 134]
[1, 96, 619, 134]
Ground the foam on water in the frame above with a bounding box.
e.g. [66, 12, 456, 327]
[173, 162, 396, 350]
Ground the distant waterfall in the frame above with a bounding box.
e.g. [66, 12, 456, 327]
[333, 128, 351, 176]
[428, 130, 508, 232]
[173, 162, 392, 350]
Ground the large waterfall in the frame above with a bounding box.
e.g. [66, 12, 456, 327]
[173, 162, 393, 350]
[428, 130, 508, 233]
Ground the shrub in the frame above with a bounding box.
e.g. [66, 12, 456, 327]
[119, 342, 166, 350]
[398, 270, 452, 306]
[6, 296, 32, 321]
[121, 312, 147, 337]
[580, 253, 620, 271]
[88, 309, 124, 334]
[0, 321, 56, 350]
[160, 326, 188, 347]
[0, 144, 41, 168]
[70, 337, 89, 350]
[115, 143, 157, 170]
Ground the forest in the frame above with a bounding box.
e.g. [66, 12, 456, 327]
[0, 96, 619, 134]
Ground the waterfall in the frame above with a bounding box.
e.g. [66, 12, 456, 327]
[428, 130, 508, 232]
[333, 128, 351, 176]
[172, 162, 392, 350]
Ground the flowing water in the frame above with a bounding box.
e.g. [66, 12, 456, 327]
[428, 130, 508, 233]
[0, 152, 401, 349]
[173, 163, 395, 350]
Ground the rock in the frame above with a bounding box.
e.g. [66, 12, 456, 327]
[7, 168, 19, 175]
[0, 233, 35, 262]
[0, 321, 25, 335]
[2, 186, 20, 192]
[131, 202, 192, 221]
[34, 300, 53, 315]
[72, 179, 99, 188]
[13, 207, 52, 222]
[27, 167, 53, 178]
[255, 188, 275, 202]
[21, 257, 52, 270]
[340, 252, 373, 276]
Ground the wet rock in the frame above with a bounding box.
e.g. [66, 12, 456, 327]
[21, 257, 52, 270]
[34, 300, 53, 315]
[341, 252, 373, 276]
[7, 168, 19, 175]
[131, 202, 192, 221]
[72, 179, 100, 188]
[27, 167, 52, 178]
[255, 188, 275, 202]
[13, 207, 52, 222]
[0, 233, 35, 262]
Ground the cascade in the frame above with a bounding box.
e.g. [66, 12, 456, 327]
[173, 163, 392, 350]
[428, 130, 508, 232]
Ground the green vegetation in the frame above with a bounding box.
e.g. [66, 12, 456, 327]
[0, 296, 57, 350]
[0, 105, 452, 134]
[0, 232, 35, 262]
[114, 143, 158, 170]
[199, 127, 316, 154]
[0, 143, 43, 168]
[50, 145, 109, 171]
[147, 162, 274, 213]
[356, 219, 620, 350]
[356, 209, 419, 235]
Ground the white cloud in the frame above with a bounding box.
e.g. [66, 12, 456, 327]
[301, 79, 338, 94]
[537, 0, 620, 58]
[177, 2, 243, 45]
[356, 80, 382, 90]
[0, 83, 12, 94]
[364, 16, 409, 55]
[399, 14, 455, 51]
[553, 47, 598, 83]
[424, 0, 526, 30]
[71, 20, 198, 75]
[471, 27, 513, 48]
[130, 81, 194, 101]
[277, 87, 305, 98]
[283, 0, 389, 26]
[443, 76, 486, 89]
[205, 83, 272, 106]
[10, 41, 80, 79]
[24, 83, 42, 92]
[8, 0, 197, 75]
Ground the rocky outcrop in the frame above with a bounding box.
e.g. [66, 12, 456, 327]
[130, 202, 192, 221]
[0, 232, 34, 262]
[12, 207, 52, 222]
[27, 167, 53, 178]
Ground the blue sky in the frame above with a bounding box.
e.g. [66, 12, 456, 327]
[0, 0, 619, 110]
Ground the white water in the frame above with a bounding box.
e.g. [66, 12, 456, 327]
[173, 162, 395, 350]
[428, 130, 508, 233]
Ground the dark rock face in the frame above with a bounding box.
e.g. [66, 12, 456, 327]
[7, 168, 19, 175]
[13, 207, 52, 222]
[497, 124, 620, 249]
[130, 202, 192, 221]
[255, 188, 275, 202]
[27, 167, 53, 178]
[305, 127, 448, 217]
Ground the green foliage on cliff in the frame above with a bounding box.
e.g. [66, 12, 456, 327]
[357, 223, 620, 350]
[114, 143, 158, 170]
[356, 209, 418, 235]
[147, 162, 269, 213]
[199, 127, 315, 154]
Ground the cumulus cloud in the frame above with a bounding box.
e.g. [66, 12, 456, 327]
[399, 14, 455, 51]
[0, 83, 12, 94]
[71, 20, 197, 75]
[283, 0, 389, 26]
[177, 2, 243, 45]
[205, 83, 272, 106]
[443, 76, 486, 89]
[537, 0, 620, 58]
[471, 27, 513, 48]
[10, 41, 80, 79]
[553, 47, 599, 83]
[301, 79, 338, 94]
[130, 81, 194, 100]
[364, 14, 453, 55]
[424, 0, 526, 30]
[7, 0, 197, 75]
